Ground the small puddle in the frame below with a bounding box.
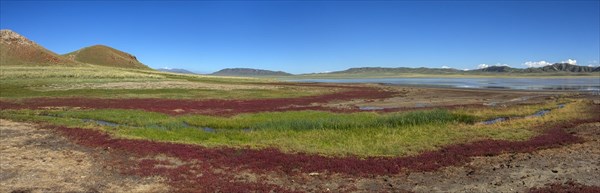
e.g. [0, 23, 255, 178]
[82, 119, 120, 127]
[415, 103, 430, 108]
[482, 117, 509, 125]
[359, 106, 385, 111]
[528, 110, 550, 118]
[484, 102, 499, 107]
[509, 96, 534, 102]
[183, 121, 216, 133]
[202, 127, 216, 133]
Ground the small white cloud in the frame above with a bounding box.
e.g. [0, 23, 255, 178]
[162, 67, 172, 70]
[561, 59, 577, 65]
[463, 68, 470, 71]
[478, 63, 509, 69]
[441, 65, 450, 69]
[523, 61, 552, 68]
[588, 64, 595, 67]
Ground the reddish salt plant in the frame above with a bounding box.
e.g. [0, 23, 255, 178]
[528, 181, 600, 193]
[50, 117, 599, 180]
[52, 126, 298, 192]
[0, 86, 397, 116]
[217, 119, 590, 175]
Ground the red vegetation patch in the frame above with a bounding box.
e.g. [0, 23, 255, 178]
[0, 86, 396, 116]
[528, 181, 600, 193]
[53, 126, 297, 192]
[51, 118, 598, 178]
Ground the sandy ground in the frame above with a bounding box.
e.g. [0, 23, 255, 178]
[0, 119, 170, 193]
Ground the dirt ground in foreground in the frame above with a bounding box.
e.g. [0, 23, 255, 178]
[1, 115, 598, 192]
[0, 119, 170, 193]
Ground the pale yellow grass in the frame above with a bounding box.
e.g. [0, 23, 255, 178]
[36, 80, 282, 91]
[0, 66, 164, 79]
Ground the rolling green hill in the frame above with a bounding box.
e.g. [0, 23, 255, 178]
[64, 45, 150, 69]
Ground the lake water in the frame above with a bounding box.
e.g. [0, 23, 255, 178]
[288, 78, 600, 92]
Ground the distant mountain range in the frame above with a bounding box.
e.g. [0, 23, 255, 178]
[212, 68, 292, 76]
[472, 63, 599, 73]
[2, 29, 598, 76]
[327, 67, 462, 74]
[316, 63, 600, 75]
[157, 68, 197, 74]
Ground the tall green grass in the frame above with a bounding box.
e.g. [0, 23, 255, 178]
[29, 109, 475, 131]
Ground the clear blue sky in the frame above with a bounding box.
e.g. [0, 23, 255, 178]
[1, 1, 599, 74]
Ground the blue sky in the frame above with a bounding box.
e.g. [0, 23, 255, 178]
[1, 1, 599, 74]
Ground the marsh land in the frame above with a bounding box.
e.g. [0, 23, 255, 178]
[1, 64, 599, 192]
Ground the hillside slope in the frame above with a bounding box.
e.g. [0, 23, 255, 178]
[64, 45, 149, 69]
[0, 29, 80, 66]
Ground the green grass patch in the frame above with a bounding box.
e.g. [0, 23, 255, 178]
[7, 101, 589, 157]
[34, 109, 475, 131]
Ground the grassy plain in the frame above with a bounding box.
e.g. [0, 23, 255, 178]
[1, 65, 597, 157]
[0, 66, 331, 99]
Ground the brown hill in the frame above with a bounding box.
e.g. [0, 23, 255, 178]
[64, 45, 149, 69]
[0, 29, 80, 66]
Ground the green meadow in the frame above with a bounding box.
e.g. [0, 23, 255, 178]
[0, 66, 332, 99]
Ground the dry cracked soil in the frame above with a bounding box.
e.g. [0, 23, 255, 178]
[0, 119, 170, 193]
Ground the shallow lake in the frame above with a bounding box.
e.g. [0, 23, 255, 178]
[288, 77, 600, 92]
